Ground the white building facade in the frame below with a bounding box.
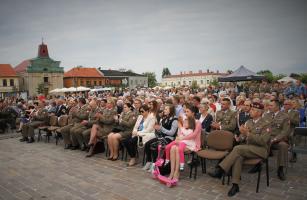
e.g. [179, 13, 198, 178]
[161, 70, 227, 88]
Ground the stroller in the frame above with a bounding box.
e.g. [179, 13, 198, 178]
[151, 131, 178, 187]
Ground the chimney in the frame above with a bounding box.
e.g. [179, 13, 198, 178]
[217, 70, 219, 73]
[189, 71, 192, 74]
[207, 69, 209, 73]
[180, 71, 182, 75]
[198, 70, 202, 74]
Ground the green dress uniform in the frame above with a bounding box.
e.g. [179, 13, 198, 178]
[71, 107, 100, 147]
[69, 104, 89, 146]
[283, 109, 300, 155]
[270, 111, 290, 167]
[22, 108, 49, 138]
[215, 109, 237, 133]
[219, 117, 271, 184]
[97, 108, 117, 138]
[57, 105, 78, 145]
[117, 111, 137, 139]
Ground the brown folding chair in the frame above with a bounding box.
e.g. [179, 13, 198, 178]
[38, 115, 58, 142]
[195, 130, 234, 180]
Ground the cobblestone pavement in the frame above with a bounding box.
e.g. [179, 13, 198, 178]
[0, 134, 307, 200]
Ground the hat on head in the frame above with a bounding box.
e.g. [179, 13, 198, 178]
[251, 102, 264, 110]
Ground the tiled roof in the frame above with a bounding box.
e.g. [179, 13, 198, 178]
[122, 71, 145, 77]
[14, 59, 31, 73]
[0, 64, 18, 77]
[100, 69, 127, 77]
[64, 67, 103, 78]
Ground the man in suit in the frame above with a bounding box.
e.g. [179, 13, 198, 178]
[234, 100, 251, 136]
[20, 101, 49, 143]
[211, 98, 237, 133]
[55, 98, 67, 117]
[269, 100, 290, 180]
[209, 102, 271, 197]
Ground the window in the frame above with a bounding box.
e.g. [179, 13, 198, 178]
[183, 80, 186, 85]
[178, 81, 180, 85]
[94, 81, 97, 85]
[80, 80, 84, 86]
[10, 79, 14, 86]
[86, 80, 91, 86]
[43, 68, 48, 72]
[3, 79, 7, 87]
[201, 80, 203, 84]
[189, 81, 191, 85]
[99, 81, 102, 85]
[207, 80, 210, 84]
[44, 77, 48, 83]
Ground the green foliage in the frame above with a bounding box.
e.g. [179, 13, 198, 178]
[36, 83, 44, 94]
[191, 80, 199, 90]
[257, 70, 285, 83]
[210, 79, 219, 86]
[299, 73, 307, 84]
[162, 67, 171, 77]
[143, 72, 157, 88]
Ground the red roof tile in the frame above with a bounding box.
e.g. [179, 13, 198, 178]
[14, 59, 30, 73]
[0, 64, 18, 77]
[64, 67, 103, 78]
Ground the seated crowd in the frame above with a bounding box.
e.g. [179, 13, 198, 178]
[0, 79, 307, 197]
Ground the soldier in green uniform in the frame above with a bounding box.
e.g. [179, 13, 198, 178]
[269, 99, 290, 180]
[70, 99, 99, 151]
[283, 99, 300, 162]
[209, 102, 271, 197]
[86, 98, 117, 157]
[107, 102, 137, 160]
[69, 98, 89, 150]
[211, 98, 237, 133]
[58, 98, 88, 149]
[20, 101, 49, 143]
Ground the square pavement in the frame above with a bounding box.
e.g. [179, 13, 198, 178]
[0, 134, 306, 200]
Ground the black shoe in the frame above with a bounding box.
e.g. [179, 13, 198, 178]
[208, 166, 224, 179]
[85, 146, 94, 157]
[111, 157, 119, 161]
[16, 129, 22, 133]
[248, 163, 262, 174]
[19, 137, 28, 142]
[64, 144, 72, 149]
[70, 146, 79, 150]
[80, 145, 86, 151]
[278, 166, 286, 181]
[27, 137, 35, 143]
[228, 184, 239, 197]
[290, 153, 297, 163]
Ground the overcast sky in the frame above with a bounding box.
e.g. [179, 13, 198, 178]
[0, 0, 306, 80]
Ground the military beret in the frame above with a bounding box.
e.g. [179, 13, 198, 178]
[251, 102, 264, 110]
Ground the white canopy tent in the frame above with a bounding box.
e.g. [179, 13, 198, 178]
[277, 76, 297, 83]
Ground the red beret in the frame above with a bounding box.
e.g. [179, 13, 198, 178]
[252, 102, 264, 110]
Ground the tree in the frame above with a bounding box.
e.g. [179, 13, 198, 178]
[210, 79, 219, 87]
[227, 70, 233, 74]
[257, 70, 274, 82]
[191, 80, 199, 90]
[299, 73, 307, 84]
[36, 83, 44, 94]
[162, 67, 171, 77]
[143, 72, 157, 88]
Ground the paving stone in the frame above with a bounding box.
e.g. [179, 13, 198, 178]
[0, 136, 307, 200]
